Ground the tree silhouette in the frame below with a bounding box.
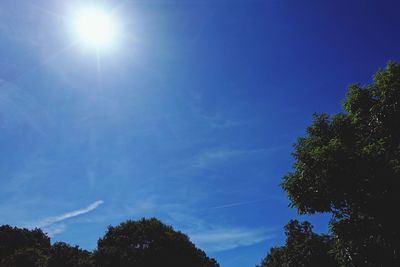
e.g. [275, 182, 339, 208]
[281, 61, 400, 266]
[258, 220, 336, 267]
[0, 218, 219, 267]
[0, 225, 50, 267]
[94, 218, 219, 267]
[48, 242, 94, 267]
[0, 247, 48, 267]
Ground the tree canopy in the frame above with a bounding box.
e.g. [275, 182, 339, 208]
[258, 220, 336, 267]
[0, 218, 218, 267]
[94, 218, 219, 267]
[48, 242, 94, 267]
[0, 225, 50, 267]
[278, 61, 400, 266]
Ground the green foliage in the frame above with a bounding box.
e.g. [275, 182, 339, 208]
[0, 218, 219, 267]
[0, 247, 49, 267]
[281, 61, 400, 266]
[94, 218, 219, 267]
[0, 225, 50, 266]
[258, 220, 336, 267]
[48, 242, 94, 267]
[258, 247, 285, 267]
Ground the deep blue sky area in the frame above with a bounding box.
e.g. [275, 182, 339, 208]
[1, 0, 400, 266]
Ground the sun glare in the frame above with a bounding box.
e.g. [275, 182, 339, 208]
[73, 7, 117, 50]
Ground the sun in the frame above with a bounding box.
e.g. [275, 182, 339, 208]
[72, 7, 117, 50]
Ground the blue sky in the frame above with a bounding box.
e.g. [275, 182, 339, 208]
[1, 0, 400, 266]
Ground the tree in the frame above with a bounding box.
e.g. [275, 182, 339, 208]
[0, 226, 93, 267]
[94, 218, 219, 267]
[0, 247, 48, 267]
[48, 242, 94, 267]
[258, 247, 286, 267]
[258, 220, 336, 267]
[281, 61, 400, 266]
[0, 225, 50, 266]
[0, 218, 219, 267]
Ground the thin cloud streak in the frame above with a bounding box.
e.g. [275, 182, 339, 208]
[44, 223, 67, 237]
[190, 227, 273, 252]
[190, 147, 286, 169]
[35, 200, 104, 229]
[167, 212, 273, 252]
[208, 198, 269, 210]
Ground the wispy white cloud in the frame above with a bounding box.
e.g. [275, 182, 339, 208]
[192, 149, 245, 167]
[30, 200, 104, 236]
[43, 223, 67, 237]
[0, 79, 49, 137]
[200, 114, 243, 130]
[189, 147, 285, 169]
[166, 212, 273, 253]
[208, 198, 269, 210]
[190, 227, 272, 252]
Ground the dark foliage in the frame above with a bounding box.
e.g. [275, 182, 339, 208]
[0, 219, 218, 267]
[280, 61, 400, 266]
[48, 242, 94, 267]
[0, 225, 50, 267]
[258, 220, 336, 267]
[94, 218, 219, 267]
[0, 247, 48, 267]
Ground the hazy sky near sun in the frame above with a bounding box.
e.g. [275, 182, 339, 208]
[1, 0, 400, 266]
